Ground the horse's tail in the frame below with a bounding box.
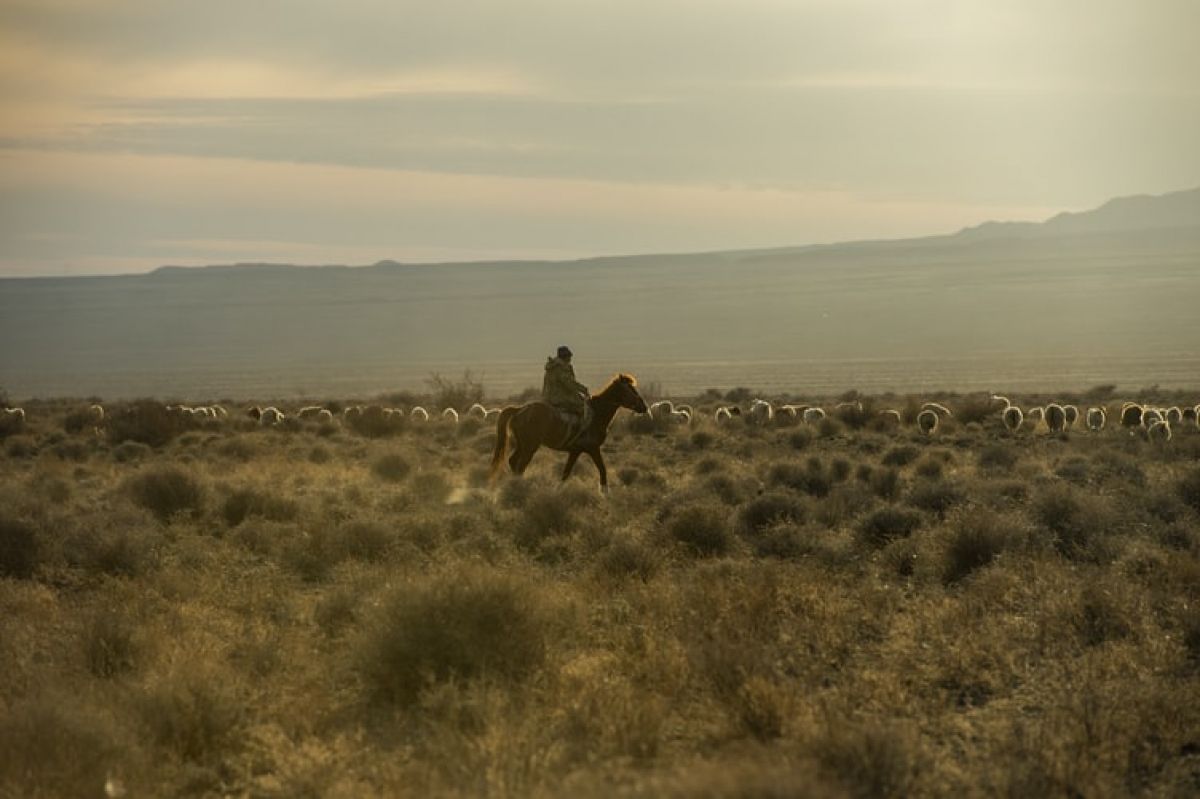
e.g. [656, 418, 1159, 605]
[489, 405, 520, 480]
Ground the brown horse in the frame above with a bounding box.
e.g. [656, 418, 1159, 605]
[490, 373, 648, 492]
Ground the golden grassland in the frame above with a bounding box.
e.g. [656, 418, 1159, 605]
[2, 390, 1200, 797]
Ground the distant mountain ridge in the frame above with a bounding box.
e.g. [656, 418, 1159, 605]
[144, 185, 1200, 276]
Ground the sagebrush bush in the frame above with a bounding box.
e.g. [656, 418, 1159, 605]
[1033, 484, 1113, 559]
[1177, 468, 1200, 515]
[667, 504, 734, 557]
[220, 486, 299, 527]
[737, 492, 806, 534]
[4, 435, 36, 458]
[814, 721, 924, 799]
[138, 668, 244, 763]
[84, 607, 140, 678]
[869, 467, 902, 500]
[597, 533, 659, 580]
[977, 443, 1018, 472]
[882, 446, 919, 467]
[357, 569, 549, 706]
[64, 523, 157, 578]
[0, 696, 123, 798]
[126, 466, 206, 522]
[788, 428, 813, 450]
[767, 460, 831, 497]
[859, 506, 922, 547]
[108, 400, 188, 447]
[371, 453, 412, 482]
[336, 520, 394, 561]
[914, 457, 943, 480]
[942, 509, 1013, 584]
[907, 480, 966, 518]
[516, 486, 593, 553]
[0, 515, 39, 578]
[113, 440, 152, 463]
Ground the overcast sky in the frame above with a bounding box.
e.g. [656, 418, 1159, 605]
[1, 0, 1197, 276]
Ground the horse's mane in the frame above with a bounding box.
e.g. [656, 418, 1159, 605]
[596, 373, 637, 395]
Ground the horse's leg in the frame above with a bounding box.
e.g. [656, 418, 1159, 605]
[560, 450, 582, 482]
[513, 442, 540, 476]
[586, 447, 609, 495]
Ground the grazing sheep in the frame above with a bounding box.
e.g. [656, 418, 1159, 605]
[921, 402, 953, 417]
[670, 409, 692, 424]
[211, 405, 228, 419]
[779, 404, 808, 419]
[317, 409, 335, 423]
[297, 406, 327, 420]
[916, 409, 939, 435]
[1142, 408, 1164, 428]
[803, 407, 826, 425]
[1063, 405, 1079, 429]
[676, 403, 695, 417]
[749, 399, 774, 424]
[836, 400, 863, 412]
[1182, 406, 1197, 424]
[1119, 403, 1143, 428]
[410, 406, 430, 422]
[990, 394, 1011, 410]
[1002, 405, 1024, 432]
[441, 408, 460, 423]
[649, 400, 674, 420]
[344, 405, 364, 420]
[1147, 419, 1172, 443]
[1165, 407, 1183, 425]
[1044, 404, 1068, 433]
[259, 407, 285, 426]
[246, 406, 263, 421]
[88, 404, 105, 424]
[483, 408, 501, 420]
[877, 409, 902, 426]
[1, 407, 26, 433]
[467, 403, 488, 420]
[1085, 407, 1106, 432]
[1027, 407, 1045, 423]
[715, 406, 733, 423]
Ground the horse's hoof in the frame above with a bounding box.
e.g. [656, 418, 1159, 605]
[599, 485, 611, 497]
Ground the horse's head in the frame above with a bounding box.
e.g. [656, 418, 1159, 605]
[601, 373, 648, 414]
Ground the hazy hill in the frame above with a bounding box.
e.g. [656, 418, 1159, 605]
[1, 188, 1198, 399]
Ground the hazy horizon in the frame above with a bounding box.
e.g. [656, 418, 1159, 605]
[2, 1, 1199, 277]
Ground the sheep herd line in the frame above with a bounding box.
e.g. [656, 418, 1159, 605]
[3, 393, 1198, 444]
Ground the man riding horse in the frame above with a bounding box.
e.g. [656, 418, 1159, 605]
[543, 345, 591, 446]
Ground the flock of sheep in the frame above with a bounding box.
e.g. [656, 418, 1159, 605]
[2, 395, 1197, 443]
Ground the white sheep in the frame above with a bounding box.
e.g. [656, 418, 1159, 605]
[877, 409, 902, 426]
[803, 407, 826, 425]
[1119, 403, 1143, 428]
[1, 407, 26, 432]
[317, 409, 335, 423]
[1165, 407, 1183, 425]
[1062, 405, 1079, 429]
[1027, 407, 1045, 424]
[1085, 407, 1106, 432]
[1146, 419, 1172, 443]
[259, 407, 285, 426]
[1142, 408, 1164, 428]
[1002, 405, 1024, 432]
[466, 403, 488, 420]
[649, 400, 674, 420]
[483, 408, 501, 420]
[410, 406, 430, 422]
[670, 409, 692, 424]
[715, 407, 733, 423]
[88, 404, 105, 424]
[749, 399, 774, 423]
[921, 402, 953, 417]
[297, 406, 326, 420]
[916, 409, 939, 435]
[1044, 404, 1067, 433]
[442, 408, 460, 423]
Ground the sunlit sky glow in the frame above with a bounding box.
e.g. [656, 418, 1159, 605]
[1, 0, 1197, 276]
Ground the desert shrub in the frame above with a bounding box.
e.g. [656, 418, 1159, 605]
[5, 435, 36, 458]
[704, 474, 750, 505]
[108, 400, 187, 447]
[817, 417, 843, 439]
[0, 516, 39, 578]
[690, 430, 714, 449]
[914, 457, 943, 480]
[882, 445, 920, 467]
[427, 370, 485, 411]
[357, 569, 549, 707]
[1178, 468, 1200, 515]
[667, 504, 734, 557]
[1074, 583, 1133, 646]
[907, 480, 966, 518]
[767, 460, 831, 497]
[50, 439, 89, 462]
[787, 428, 813, 450]
[336, 520, 394, 561]
[113, 440, 152, 463]
[315, 586, 361, 638]
[214, 437, 258, 461]
[977, 443, 1017, 472]
[308, 445, 332, 464]
[814, 721, 924, 799]
[1032, 484, 1108, 559]
[347, 406, 402, 439]
[498, 477, 533, 509]
[371, 453, 412, 483]
[64, 523, 157, 578]
[869, 467, 902, 500]
[1092, 450, 1146, 487]
[514, 485, 595, 555]
[84, 607, 140, 678]
[859, 507, 922, 547]
[62, 408, 94, 435]
[219, 487, 299, 527]
[815, 482, 875, 529]
[138, 668, 244, 763]
[0, 696, 123, 798]
[737, 492, 806, 534]
[942, 510, 1014, 584]
[126, 466, 206, 522]
[597, 533, 659, 580]
[1182, 606, 1200, 664]
[409, 471, 453, 503]
[1055, 457, 1091, 485]
[830, 458, 852, 482]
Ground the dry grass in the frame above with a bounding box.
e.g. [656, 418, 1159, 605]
[1, 391, 1198, 796]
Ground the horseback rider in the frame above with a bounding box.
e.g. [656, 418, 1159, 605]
[543, 345, 591, 442]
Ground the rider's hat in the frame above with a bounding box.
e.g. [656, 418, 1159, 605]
[556, 345, 573, 358]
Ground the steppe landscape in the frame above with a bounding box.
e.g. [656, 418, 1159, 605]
[2, 387, 1200, 796]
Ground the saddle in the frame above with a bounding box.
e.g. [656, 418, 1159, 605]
[553, 402, 593, 448]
